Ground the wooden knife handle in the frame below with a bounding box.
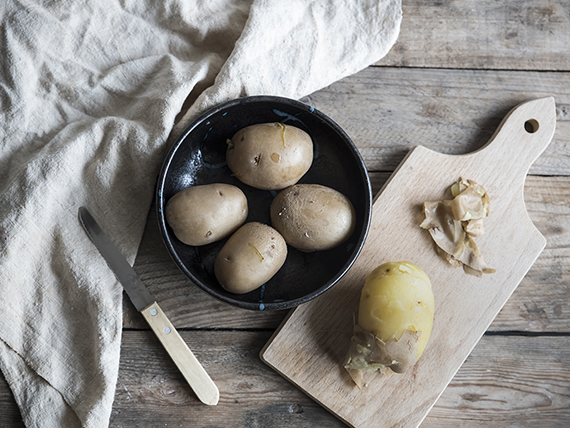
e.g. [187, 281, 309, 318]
[141, 302, 219, 405]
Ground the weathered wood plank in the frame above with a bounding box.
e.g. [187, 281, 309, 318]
[0, 375, 23, 428]
[1, 332, 568, 427]
[107, 331, 570, 427]
[423, 335, 570, 427]
[110, 330, 345, 427]
[131, 174, 570, 333]
[377, 0, 570, 71]
[302, 67, 570, 176]
[1, 332, 569, 427]
[494, 175, 570, 332]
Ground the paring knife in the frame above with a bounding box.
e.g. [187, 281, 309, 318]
[78, 206, 219, 406]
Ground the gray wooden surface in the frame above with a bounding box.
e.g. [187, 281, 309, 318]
[1, 1, 569, 427]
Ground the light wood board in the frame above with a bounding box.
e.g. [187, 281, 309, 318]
[261, 97, 557, 428]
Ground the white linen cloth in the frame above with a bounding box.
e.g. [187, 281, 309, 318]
[0, 0, 402, 426]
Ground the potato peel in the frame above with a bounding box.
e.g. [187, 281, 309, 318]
[344, 324, 420, 388]
[421, 177, 496, 277]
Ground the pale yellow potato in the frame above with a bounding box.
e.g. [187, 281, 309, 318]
[226, 122, 313, 190]
[270, 184, 355, 252]
[359, 261, 434, 360]
[165, 183, 247, 246]
[214, 222, 287, 294]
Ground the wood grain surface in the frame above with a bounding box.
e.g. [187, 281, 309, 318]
[112, 332, 570, 427]
[377, 1, 570, 71]
[304, 67, 570, 175]
[1, 0, 569, 426]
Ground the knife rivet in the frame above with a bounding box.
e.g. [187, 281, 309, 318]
[150, 308, 158, 316]
[164, 327, 171, 334]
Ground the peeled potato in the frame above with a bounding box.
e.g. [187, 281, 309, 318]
[214, 222, 287, 294]
[165, 183, 247, 246]
[345, 261, 434, 385]
[226, 122, 313, 190]
[359, 261, 434, 360]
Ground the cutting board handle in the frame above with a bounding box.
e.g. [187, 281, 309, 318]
[470, 97, 556, 184]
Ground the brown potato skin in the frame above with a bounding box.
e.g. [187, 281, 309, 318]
[214, 222, 287, 294]
[270, 184, 356, 252]
[226, 122, 313, 190]
[165, 183, 247, 246]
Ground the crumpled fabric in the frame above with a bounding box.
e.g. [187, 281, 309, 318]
[0, 0, 402, 426]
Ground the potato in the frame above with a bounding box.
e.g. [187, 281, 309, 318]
[359, 261, 434, 361]
[345, 261, 434, 384]
[226, 122, 313, 190]
[270, 184, 355, 252]
[214, 222, 287, 294]
[165, 183, 247, 246]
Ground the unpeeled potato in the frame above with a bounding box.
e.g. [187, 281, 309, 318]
[214, 222, 287, 294]
[359, 261, 434, 361]
[270, 184, 355, 252]
[165, 183, 247, 246]
[226, 122, 313, 190]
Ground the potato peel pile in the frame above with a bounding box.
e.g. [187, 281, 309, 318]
[420, 177, 496, 277]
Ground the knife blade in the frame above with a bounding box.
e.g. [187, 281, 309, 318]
[78, 206, 219, 406]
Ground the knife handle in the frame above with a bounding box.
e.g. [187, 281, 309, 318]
[141, 302, 219, 405]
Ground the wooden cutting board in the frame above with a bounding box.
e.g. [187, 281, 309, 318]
[261, 97, 556, 428]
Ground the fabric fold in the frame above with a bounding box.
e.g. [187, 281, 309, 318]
[0, 0, 401, 426]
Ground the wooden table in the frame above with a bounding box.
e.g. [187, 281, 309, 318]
[2, 1, 569, 426]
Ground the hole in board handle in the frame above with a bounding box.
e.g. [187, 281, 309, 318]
[524, 119, 539, 134]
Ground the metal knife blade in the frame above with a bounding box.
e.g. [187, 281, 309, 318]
[78, 206, 154, 311]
